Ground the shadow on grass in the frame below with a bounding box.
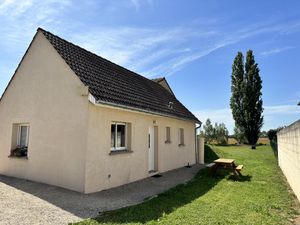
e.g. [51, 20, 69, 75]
[82, 169, 221, 224]
[215, 144, 238, 147]
[270, 140, 278, 158]
[227, 175, 252, 182]
[204, 145, 252, 183]
[204, 145, 219, 163]
[212, 166, 252, 183]
[76, 146, 253, 224]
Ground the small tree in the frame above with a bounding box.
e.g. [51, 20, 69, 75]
[260, 130, 268, 138]
[230, 50, 264, 149]
[267, 129, 277, 142]
[267, 127, 284, 143]
[202, 119, 214, 144]
[215, 123, 229, 145]
[203, 119, 229, 145]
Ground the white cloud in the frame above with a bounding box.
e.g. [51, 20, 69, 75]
[193, 108, 234, 132]
[2, 1, 300, 80]
[70, 26, 216, 75]
[142, 42, 228, 77]
[0, 0, 16, 14]
[193, 104, 300, 134]
[130, 0, 153, 10]
[76, 20, 300, 78]
[0, 0, 71, 50]
[130, 0, 140, 9]
[259, 46, 295, 57]
[264, 104, 300, 115]
[0, 0, 72, 95]
[66, 24, 226, 77]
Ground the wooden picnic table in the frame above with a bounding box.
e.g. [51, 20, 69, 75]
[212, 158, 243, 178]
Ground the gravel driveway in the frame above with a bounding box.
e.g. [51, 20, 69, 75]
[0, 164, 203, 225]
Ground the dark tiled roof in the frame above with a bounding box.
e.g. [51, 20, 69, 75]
[152, 77, 164, 83]
[152, 77, 175, 96]
[39, 28, 199, 122]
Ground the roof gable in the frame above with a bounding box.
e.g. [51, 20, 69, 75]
[152, 77, 175, 96]
[38, 28, 200, 123]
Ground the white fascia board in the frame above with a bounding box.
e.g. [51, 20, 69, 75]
[87, 93, 198, 124]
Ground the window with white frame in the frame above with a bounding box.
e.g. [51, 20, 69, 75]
[10, 123, 30, 158]
[179, 128, 184, 146]
[165, 127, 171, 143]
[111, 122, 126, 151]
[18, 124, 30, 147]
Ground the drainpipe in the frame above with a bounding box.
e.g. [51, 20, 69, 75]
[195, 123, 202, 164]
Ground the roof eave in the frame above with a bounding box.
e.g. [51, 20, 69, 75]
[88, 93, 200, 124]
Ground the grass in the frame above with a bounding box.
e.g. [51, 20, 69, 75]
[73, 145, 299, 225]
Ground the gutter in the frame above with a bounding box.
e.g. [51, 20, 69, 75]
[194, 123, 202, 164]
[88, 93, 200, 124]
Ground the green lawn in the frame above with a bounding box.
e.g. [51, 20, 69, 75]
[73, 145, 299, 225]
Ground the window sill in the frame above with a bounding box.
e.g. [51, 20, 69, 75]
[109, 149, 133, 155]
[8, 155, 28, 159]
[178, 144, 185, 147]
[165, 141, 171, 144]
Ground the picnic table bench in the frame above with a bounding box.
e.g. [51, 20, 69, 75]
[206, 158, 243, 178]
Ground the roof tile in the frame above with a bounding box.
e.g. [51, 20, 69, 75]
[39, 28, 199, 122]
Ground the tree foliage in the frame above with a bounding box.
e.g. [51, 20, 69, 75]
[267, 129, 278, 142]
[202, 119, 229, 145]
[230, 50, 264, 149]
[202, 119, 214, 143]
[234, 126, 246, 144]
[267, 127, 284, 143]
[259, 131, 268, 138]
[214, 123, 229, 145]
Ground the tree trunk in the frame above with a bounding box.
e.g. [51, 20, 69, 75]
[251, 144, 256, 149]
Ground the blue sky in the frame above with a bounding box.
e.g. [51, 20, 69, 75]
[0, 0, 300, 133]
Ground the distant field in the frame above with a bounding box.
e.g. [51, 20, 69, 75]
[228, 137, 270, 145]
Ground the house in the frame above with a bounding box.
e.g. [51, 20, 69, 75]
[0, 28, 201, 193]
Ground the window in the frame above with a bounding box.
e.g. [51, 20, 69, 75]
[18, 125, 29, 147]
[165, 127, 171, 143]
[179, 128, 184, 146]
[111, 122, 126, 151]
[10, 123, 29, 158]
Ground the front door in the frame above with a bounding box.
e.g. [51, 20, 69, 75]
[148, 126, 155, 172]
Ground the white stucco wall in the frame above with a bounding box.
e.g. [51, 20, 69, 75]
[0, 31, 89, 192]
[84, 104, 196, 193]
[278, 120, 300, 202]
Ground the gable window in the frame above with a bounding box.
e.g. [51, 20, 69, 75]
[111, 122, 126, 151]
[178, 128, 185, 146]
[10, 124, 30, 157]
[165, 127, 171, 143]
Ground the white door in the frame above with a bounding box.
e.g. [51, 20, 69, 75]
[148, 126, 155, 172]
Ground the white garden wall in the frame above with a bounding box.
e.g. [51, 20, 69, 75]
[278, 120, 300, 201]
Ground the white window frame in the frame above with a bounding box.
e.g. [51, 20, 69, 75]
[17, 124, 30, 147]
[178, 128, 185, 146]
[165, 126, 171, 143]
[111, 122, 127, 151]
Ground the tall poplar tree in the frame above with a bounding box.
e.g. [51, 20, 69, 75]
[230, 50, 263, 149]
